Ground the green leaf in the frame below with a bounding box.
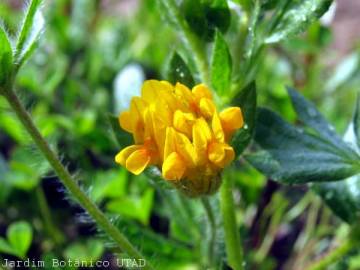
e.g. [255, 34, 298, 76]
[287, 87, 356, 156]
[265, 0, 333, 44]
[7, 221, 33, 258]
[247, 107, 360, 184]
[244, 0, 261, 60]
[5, 162, 40, 190]
[4, 146, 50, 191]
[0, 27, 13, 86]
[106, 188, 154, 225]
[230, 82, 257, 155]
[0, 238, 18, 257]
[0, 110, 28, 144]
[108, 114, 133, 149]
[248, 93, 360, 222]
[203, 0, 231, 36]
[64, 239, 104, 263]
[113, 218, 195, 268]
[14, 0, 44, 68]
[313, 99, 360, 224]
[181, 0, 230, 41]
[181, 0, 208, 40]
[90, 169, 128, 202]
[211, 30, 232, 95]
[167, 52, 195, 87]
[312, 175, 360, 224]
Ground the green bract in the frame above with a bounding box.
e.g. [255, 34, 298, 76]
[167, 52, 195, 88]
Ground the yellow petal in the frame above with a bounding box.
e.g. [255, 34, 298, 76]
[115, 145, 142, 166]
[141, 80, 162, 102]
[175, 83, 194, 107]
[158, 81, 179, 112]
[162, 152, 186, 181]
[130, 97, 148, 117]
[142, 80, 177, 109]
[173, 110, 195, 138]
[133, 122, 145, 144]
[192, 84, 212, 102]
[119, 111, 132, 133]
[199, 98, 216, 119]
[221, 145, 235, 167]
[193, 118, 212, 165]
[208, 142, 235, 168]
[126, 149, 151, 175]
[164, 127, 177, 159]
[173, 130, 197, 167]
[220, 107, 244, 131]
[208, 142, 224, 164]
[212, 112, 225, 143]
[129, 97, 148, 143]
[148, 105, 168, 160]
[160, 80, 174, 91]
[143, 107, 154, 139]
[120, 97, 147, 137]
[165, 126, 196, 166]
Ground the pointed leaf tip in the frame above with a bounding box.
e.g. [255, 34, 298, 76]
[211, 30, 232, 96]
[14, 0, 45, 70]
[0, 27, 13, 86]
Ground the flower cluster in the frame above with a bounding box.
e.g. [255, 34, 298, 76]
[115, 80, 243, 196]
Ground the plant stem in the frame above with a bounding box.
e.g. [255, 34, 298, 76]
[178, 192, 202, 239]
[36, 185, 64, 245]
[159, 0, 210, 85]
[255, 195, 287, 263]
[305, 240, 354, 270]
[2, 88, 154, 270]
[220, 175, 244, 270]
[201, 197, 216, 267]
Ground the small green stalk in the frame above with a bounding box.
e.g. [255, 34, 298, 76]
[201, 197, 217, 267]
[306, 240, 354, 270]
[36, 185, 64, 245]
[2, 87, 154, 270]
[220, 175, 244, 270]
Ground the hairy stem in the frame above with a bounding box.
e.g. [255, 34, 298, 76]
[2, 88, 154, 270]
[220, 175, 244, 270]
[201, 197, 217, 267]
[306, 240, 354, 270]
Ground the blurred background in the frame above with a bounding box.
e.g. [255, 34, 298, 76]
[0, 0, 360, 269]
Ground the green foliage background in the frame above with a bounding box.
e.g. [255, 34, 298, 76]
[0, 0, 360, 269]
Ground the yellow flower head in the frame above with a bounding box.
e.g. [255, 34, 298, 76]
[115, 80, 243, 196]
